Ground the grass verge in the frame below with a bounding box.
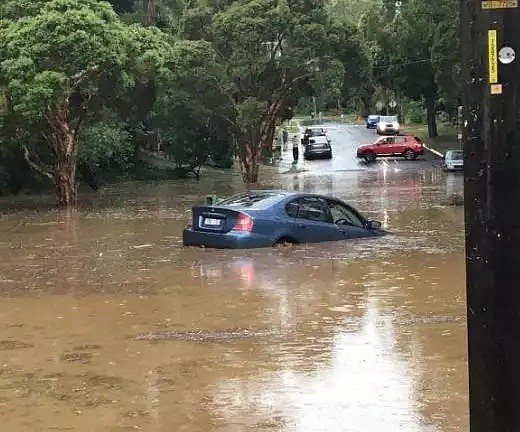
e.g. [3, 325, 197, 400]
[402, 124, 460, 154]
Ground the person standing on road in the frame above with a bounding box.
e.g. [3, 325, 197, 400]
[292, 135, 299, 163]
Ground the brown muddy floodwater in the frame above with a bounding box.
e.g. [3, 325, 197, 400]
[0, 161, 467, 431]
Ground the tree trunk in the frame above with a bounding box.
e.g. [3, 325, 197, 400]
[239, 139, 261, 183]
[46, 110, 80, 208]
[55, 143, 78, 208]
[237, 101, 282, 183]
[143, 0, 157, 26]
[426, 95, 438, 138]
[361, 95, 371, 117]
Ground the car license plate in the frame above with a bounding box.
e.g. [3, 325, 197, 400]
[204, 217, 221, 226]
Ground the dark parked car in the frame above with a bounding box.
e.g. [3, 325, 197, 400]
[304, 135, 332, 160]
[182, 190, 386, 249]
[366, 115, 380, 129]
[301, 127, 327, 145]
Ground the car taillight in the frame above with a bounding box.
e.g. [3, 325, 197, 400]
[233, 213, 254, 231]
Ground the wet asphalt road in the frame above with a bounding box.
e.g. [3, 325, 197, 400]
[275, 123, 443, 175]
[0, 123, 467, 432]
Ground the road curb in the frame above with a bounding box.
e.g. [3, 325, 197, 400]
[424, 145, 444, 158]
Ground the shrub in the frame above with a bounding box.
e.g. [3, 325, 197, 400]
[80, 120, 135, 178]
[406, 101, 426, 124]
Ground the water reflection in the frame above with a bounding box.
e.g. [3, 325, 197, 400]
[213, 295, 446, 432]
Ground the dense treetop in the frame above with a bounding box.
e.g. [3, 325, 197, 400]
[0, 0, 459, 205]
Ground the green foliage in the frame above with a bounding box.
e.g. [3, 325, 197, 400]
[406, 100, 426, 124]
[0, 0, 463, 199]
[0, 0, 128, 122]
[153, 39, 234, 167]
[80, 119, 134, 175]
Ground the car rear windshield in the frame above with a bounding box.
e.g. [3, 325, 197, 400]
[446, 150, 463, 160]
[217, 191, 283, 208]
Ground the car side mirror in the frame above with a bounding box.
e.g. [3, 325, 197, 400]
[367, 220, 382, 230]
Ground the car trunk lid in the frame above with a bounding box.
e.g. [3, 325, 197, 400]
[191, 206, 252, 233]
[309, 143, 329, 149]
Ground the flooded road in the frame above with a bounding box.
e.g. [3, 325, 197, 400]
[0, 124, 467, 431]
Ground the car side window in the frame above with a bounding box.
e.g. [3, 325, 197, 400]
[395, 137, 406, 144]
[285, 200, 300, 218]
[379, 137, 393, 145]
[297, 197, 331, 223]
[327, 201, 365, 228]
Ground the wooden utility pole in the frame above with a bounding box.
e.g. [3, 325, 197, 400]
[461, 1, 520, 430]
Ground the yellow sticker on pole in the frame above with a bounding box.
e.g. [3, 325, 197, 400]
[488, 30, 498, 84]
[482, 0, 518, 9]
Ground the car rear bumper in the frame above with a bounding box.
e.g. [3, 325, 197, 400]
[304, 150, 332, 159]
[182, 227, 272, 249]
[444, 164, 463, 171]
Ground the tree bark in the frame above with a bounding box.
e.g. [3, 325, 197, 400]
[239, 138, 261, 183]
[426, 95, 438, 138]
[55, 158, 77, 207]
[45, 106, 80, 208]
[143, 0, 157, 26]
[54, 135, 78, 208]
[237, 100, 282, 183]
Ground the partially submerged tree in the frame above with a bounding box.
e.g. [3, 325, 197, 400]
[0, 0, 170, 207]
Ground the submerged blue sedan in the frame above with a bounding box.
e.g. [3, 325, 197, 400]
[182, 190, 386, 249]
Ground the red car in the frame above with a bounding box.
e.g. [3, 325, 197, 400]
[356, 134, 425, 162]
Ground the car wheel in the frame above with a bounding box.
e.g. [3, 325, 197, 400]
[364, 153, 376, 163]
[403, 149, 416, 160]
[274, 237, 296, 247]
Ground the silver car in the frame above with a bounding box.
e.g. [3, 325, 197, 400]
[443, 149, 464, 171]
[376, 115, 400, 135]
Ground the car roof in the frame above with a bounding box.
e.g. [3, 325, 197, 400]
[377, 134, 417, 138]
[214, 190, 354, 211]
[215, 190, 293, 210]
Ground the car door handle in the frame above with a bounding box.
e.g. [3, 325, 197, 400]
[298, 224, 307, 228]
